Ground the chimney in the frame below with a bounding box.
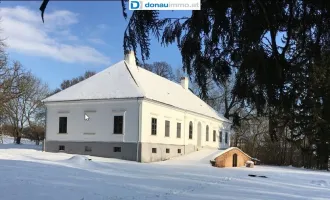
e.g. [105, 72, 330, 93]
[124, 50, 136, 66]
[181, 77, 189, 90]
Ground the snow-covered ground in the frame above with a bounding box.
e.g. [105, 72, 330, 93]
[0, 136, 42, 150]
[1, 136, 36, 145]
[0, 145, 329, 200]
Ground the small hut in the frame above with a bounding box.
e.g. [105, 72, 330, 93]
[210, 147, 251, 168]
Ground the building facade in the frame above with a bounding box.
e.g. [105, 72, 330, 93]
[43, 51, 231, 162]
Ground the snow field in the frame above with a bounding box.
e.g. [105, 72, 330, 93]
[0, 146, 329, 200]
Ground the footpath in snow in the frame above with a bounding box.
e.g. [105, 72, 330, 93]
[0, 144, 329, 200]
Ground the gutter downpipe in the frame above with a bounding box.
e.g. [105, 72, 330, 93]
[183, 111, 186, 154]
[43, 103, 47, 152]
[136, 98, 142, 162]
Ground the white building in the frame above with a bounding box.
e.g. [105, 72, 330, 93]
[43, 51, 232, 162]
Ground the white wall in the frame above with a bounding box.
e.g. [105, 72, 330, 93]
[45, 99, 140, 143]
[45, 98, 231, 150]
[140, 100, 226, 149]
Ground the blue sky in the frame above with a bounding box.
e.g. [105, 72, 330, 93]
[0, 1, 187, 90]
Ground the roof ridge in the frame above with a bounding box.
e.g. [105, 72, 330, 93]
[124, 61, 147, 97]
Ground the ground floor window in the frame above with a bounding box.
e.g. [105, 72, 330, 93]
[113, 115, 124, 134]
[113, 147, 121, 152]
[177, 123, 181, 138]
[178, 149, 181, 154]
[189, 121, 193, 139]
[59, 145, 65, 151]
[213, 130, 216, 142]
[85, 146, 92, 152]
[151, 118, 157, 135]
[220, 131, 223, 142]
[206, 125, 209, 141]
[165, 120, 170, 137]
[59, 117, 67, 133]
[152, 148, 157, 153]
[166, 148, 170, 153]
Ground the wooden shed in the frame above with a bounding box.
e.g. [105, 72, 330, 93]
[210, 147, 251, 168]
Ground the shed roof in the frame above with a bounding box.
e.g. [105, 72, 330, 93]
[210, 147, 252, 161]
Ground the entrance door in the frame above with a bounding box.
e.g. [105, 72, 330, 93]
[233, 154, 238, 167]
[197, 122, 202, 147]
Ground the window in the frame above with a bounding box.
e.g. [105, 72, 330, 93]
[177, 123, 181, 138]
[225, 132, 229, 144]
[59, 145, 65, 151]
[85, 146, 92, 152]
[189, 121, 193, 139]
[220, 131, 223, 142]
[59, 117, 67, 133]
[178, 149, 181, 154]
[151, 118, 157, 135]
[113, 116, 124, 134]
[113, 147, 121, 152]
[213, 130, 216, 142]
[152, 148, 157, 153]
[166, 148, 170, 153]
[206, 125, 209, 141]
[165, 120, 170, 137]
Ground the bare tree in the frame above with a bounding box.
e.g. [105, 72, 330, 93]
[174, 68, 186, 83]
[3, 68, 49, 144]
[234, 116, 269, 155]
[0, 57, 26, 116]
[142, 62, 175, 80]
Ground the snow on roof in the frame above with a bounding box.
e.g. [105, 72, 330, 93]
[43, 61, 145, 102]
[43, 60, 230, 122]
[125, 62, 229, 122]
[210, 147, 252, 161]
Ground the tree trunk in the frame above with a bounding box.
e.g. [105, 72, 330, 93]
[302, 150, 305, 168]
[234, 133, 238, 147]
[36, 140, 39, 145]
[283, 137, 287, 165]
[290, 131, 293, 165]
[16, 136, 21, 144]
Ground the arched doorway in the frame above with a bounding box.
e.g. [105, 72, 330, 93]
[232, 154, 238, 167]
[197, 122, 202, 147]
